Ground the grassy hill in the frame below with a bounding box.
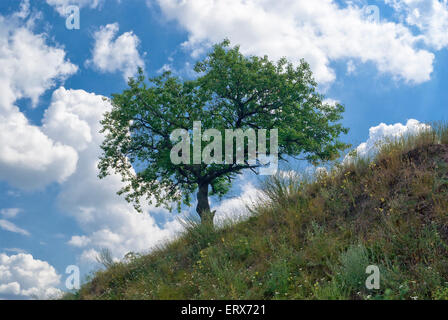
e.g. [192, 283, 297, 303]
[65, 124, 448, 300]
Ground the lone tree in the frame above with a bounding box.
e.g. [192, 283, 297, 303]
[98, 40, 348, 225]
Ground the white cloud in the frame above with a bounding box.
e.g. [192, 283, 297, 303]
[13, 0, 31, 19]
[87, 23, 145, 80]
[386, 0, 448, 50]
[67, 235, 91, 247]
[155, 0, 435, 84]
[0, 7, 79, 190]
[212, 179, 262, 224]
[157, 63, 172, 74]
[347, 60, 356, 74]
[46, 0, 105, 16]
[322, 98, 340, 107]
[0, 220, 30, 236]
[79, 248, 100, 264]
[0, 16, 78, 108]
[0, 253, 61, 299]
[0, 208, 22, 219]
[347, 119, 430, 160]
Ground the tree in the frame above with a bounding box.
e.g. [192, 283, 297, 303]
[98, 40, 348, 225]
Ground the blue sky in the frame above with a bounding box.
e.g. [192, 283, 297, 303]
[0, 0, 447, 299]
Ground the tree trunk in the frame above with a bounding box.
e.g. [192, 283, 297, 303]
[196, 183, 214, 225]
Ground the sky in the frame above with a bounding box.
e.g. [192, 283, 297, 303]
[0, 0, 447, 299]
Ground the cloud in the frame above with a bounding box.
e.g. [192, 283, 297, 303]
[87, 23, 145, 80]
[155, 0, 435, 85]
[0, 6, 79, 190]
[67, 235, 91, 247]
[0, 220, 30, 236]
[322, 98, 340, 107]
[3, 248, 28, 254]
[212, 178, 262, 224]
[346, 60, 356, 74]
[0, 207, 27, 238]
[46, 0, 105, 16]
[0, 253, 61, 299]
[0, 112, 79, 190]
[44, 87, 182, 262]
[0, 13, 78, 108]
[347, 119, 430, 161]
[0, 208, 22, 219]
[79, 248, 101, 264]
[386, 0, 448, 50]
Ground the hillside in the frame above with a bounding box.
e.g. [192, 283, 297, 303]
[66, 124, 448, 300]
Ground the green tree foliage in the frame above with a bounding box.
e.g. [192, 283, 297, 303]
[98, 40, 348, 225]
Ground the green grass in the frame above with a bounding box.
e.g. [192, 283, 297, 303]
[65, 122, 448, 300]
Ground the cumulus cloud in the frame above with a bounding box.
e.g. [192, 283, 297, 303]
[0, 206, 28, 238]
[322, 98, 340, 107]
[347, 119, 430, 161]
[0, 13, 77, 108]
[0, 7, 78, 190]
[155, 0, 435, 84]
[0, 4, 178, 264]
[44, 87, 182, 263]
[87, 23, 145, 80]
[0, 220, 30, 236]
[45, 87, 268, 262]
[46, 0, 105, 15]
[0, 253, 61, 299]
[36, 81, 273, 263]
[0, 208, 22, 219]
[386, 0, 448, 50]
[3, 248, 28, 254]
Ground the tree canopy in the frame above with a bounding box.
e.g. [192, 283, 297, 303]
[98, 40, 348, 225]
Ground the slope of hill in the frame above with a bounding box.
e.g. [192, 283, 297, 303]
[66, 124, 448, 300]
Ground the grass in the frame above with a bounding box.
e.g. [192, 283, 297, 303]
[65, 122, 448, 300]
